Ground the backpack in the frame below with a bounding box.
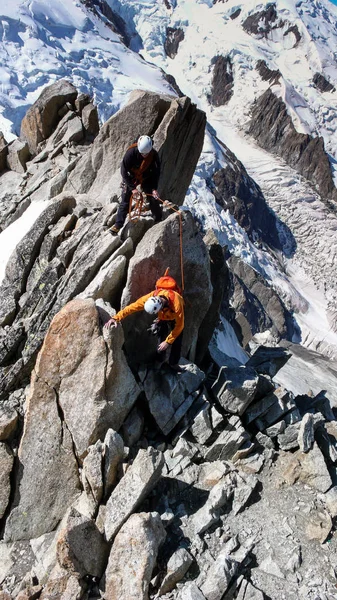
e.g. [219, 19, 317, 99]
[153, 269, 182, 308]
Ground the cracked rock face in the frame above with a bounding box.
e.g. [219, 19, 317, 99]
[227, 255, 297, 345]
[4, 298, 140, 542]
[313, 72, 336, 94]
[243, 3, 279, 38]
[105, 511, 166, 599]
[20, 79, 78, 155]
[120, 211, 212, 366]
[165, 27, 185, 58]
[247, 88, 337, 204]
[0, 442, 14, 519]
[209, 56, 234, 107]
[256, 59, 281, 84]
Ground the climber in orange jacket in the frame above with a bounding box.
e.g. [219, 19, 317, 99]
[105, 289, 184, 370]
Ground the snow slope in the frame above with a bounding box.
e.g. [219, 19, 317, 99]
[0, 0, 173, 139]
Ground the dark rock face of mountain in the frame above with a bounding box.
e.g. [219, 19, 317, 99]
[313, 73, 336, 93]
[230, 8, 241, 20]
[195, 230, 228, 365]
[0, 132, 8, 173]
[164, 27, 185, 58]
[212, 145, 296, 255]
[243, 4, 301, 47]
[256, 59, 281, 84]
[228, 256, 298, 347]
[248, 88, 337, 204]
[284, 24, 301, 46]
[209, 56, 234, 107]
[80, 0, 130, 46]
[162, 73, 185, 97]
[243, 3, 280, 37]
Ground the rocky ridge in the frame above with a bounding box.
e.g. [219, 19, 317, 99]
[0, 82, 337, 600]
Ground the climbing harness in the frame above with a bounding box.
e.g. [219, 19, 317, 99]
[128, 189, 146, 222]
[128, 192, 185, 293]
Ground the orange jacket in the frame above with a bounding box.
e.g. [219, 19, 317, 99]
[114, 290, 184, 344]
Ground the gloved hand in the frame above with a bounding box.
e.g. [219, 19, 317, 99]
[148, 321, 160, 336]
[105, 318, 118, 329]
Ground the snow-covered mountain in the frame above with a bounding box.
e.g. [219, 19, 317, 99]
[1, 0, 337, 361]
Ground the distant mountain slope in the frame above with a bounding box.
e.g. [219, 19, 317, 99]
[0, 0, 174, 139]
[107, 0, 337, 185]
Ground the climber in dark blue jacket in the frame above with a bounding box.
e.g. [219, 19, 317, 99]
[110, 135, 162, 233]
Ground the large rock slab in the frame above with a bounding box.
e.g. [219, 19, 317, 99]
[78, 254, 127, 304]
[153, 95, 206, 206]
[204, 416, 250, 462]
[246, 345, 291, 377]
[4, 298, 140, 541]
[20, 79, 78, 155]
[104, 447, 164, 542]
[65, 89, 173, 203]
[211, 365, 260, 415]
[158, 548, 193, 595]
[0, 406, 18, 441]
[143, 362, 205, 435]
[275, 341, 337, 408]
[42, 298, 140, 457]
[121, 211, 212, 365]
[0, 131, 8, 173]
[65, 90, 206, 207]
[105, 512, 165, 600]
[282, 442, 332, 492]
[6, 139, 30, 174]
[0, 443, 14, 519]
[244, 387, 297, 429]
[4, 374, 80, 542]
[199, 537, 252, 600]
[56, 509, 109, 578]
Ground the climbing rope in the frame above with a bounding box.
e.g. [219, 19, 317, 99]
[128, 191, 185, 293]
[128, 189, 145, 222]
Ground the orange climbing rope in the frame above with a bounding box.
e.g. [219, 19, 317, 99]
[128, 189, 145, 222]
[128, 191, 185, 293]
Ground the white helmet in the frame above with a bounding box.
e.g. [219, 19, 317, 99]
[137, 135, 153, 155]
[144, 296, 162, 314]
